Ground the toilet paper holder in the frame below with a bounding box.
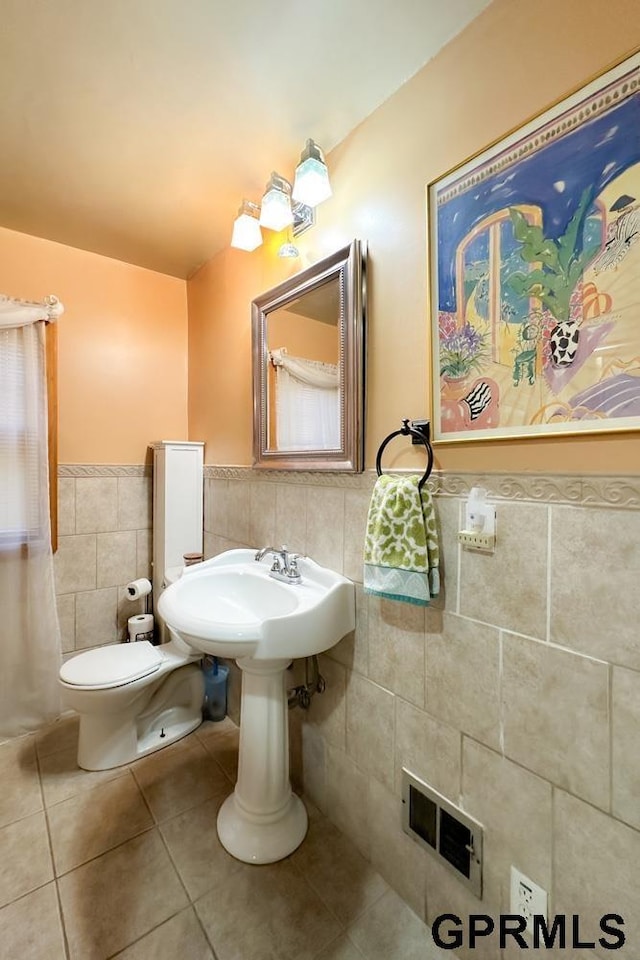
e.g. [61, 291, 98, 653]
[125, 578, 154, 640]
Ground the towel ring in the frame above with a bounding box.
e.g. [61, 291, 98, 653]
[375, 419, 434, 492]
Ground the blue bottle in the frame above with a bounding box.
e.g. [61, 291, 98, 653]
[202, 656, 228, 722]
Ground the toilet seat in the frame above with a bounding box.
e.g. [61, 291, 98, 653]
[60, 641, 164, 690]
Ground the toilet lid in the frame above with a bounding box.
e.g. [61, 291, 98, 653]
[60, 641, 164, 688]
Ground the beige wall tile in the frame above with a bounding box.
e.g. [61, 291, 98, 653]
[461, 738, 552, 916]
[249, 480, 276, 548]
[554, 789, 640, 957]
[75, 477, 118, 534]
[368, 597, 426, 707]
[57, 477, 75, 536]
[433, 495, 461, 613]
[117, 477, 152, 531]
[136, 529, 152, 579]
[346, 673, 395, 789]
[460, 501, 548, 639]
[0, 883, 66, 960]
[56, 594, 76, 653]
[503, 633, 610, 810]
[612, 666, 640, 830]
[343, 487, 371, 583]
[306, 486, 345, 572]
[551, 506, 640, 670]
[328, 584, 369, 676]
[426, 613, 500, 750]
[368, 777, 427, 918]
[325, 744, 370, 858]
[275, 483, 307, 554]
[395, 698, 461, 801]
[0, 737, 42, 828]
[0, 811, 53, 908]
[75, 587, 118, 648]
[226, 480, 251, 544]
[205, 478, 229, 537]
[306, 655, 347, 750]
[301, 722, 327, 814]
[58, 830, 188, 960]
[54, 535, 96, 595]
[96, 530, 137, 588]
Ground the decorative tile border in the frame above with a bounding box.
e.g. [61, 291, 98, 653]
[58, 464, 151, 478]
[59, 464, 639, 508]
[203, 465, 640, 509]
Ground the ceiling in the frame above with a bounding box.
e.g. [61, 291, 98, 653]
[1, 0, 491, 278]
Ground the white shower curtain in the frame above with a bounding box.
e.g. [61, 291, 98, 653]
[271, 347, 340, 450]
[0, 295, 63, 737]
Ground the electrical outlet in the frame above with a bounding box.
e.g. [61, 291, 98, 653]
[510, 867, 547, 936]
[458, 530, 495, 551]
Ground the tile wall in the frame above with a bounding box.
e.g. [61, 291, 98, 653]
[55, 467, 152, 655]
[203, 467, 640, 960]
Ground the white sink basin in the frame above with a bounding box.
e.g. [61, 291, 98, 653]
[157, 548, 355, 660]
[158, 547, 355, 866]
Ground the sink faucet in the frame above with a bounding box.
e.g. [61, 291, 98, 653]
[254, 545, 302, 584]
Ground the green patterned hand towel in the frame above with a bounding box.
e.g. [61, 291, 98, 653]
[363, 475, 440, 605]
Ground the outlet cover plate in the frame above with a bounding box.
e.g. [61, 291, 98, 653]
[510, 867, 547, 936]
[458, 530, 495, 552]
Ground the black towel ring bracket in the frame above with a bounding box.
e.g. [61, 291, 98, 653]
[375, 418, 434, 491]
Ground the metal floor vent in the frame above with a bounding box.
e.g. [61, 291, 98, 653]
[401, 768, 483, 898]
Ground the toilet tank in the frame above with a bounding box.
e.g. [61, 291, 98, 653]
[150, 441, 204, 615]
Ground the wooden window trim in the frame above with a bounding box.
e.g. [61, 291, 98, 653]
[46, 322, 58, 553]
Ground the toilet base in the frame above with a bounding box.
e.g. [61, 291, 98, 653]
[76, 663, 204, 771]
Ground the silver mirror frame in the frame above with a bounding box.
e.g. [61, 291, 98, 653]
[252, 239, 366, 472]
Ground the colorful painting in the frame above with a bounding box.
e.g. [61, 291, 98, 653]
[428, 52, 640, 442]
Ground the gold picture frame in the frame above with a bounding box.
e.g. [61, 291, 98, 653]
[428, 51, 640, 443]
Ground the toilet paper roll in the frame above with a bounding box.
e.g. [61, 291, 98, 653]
[128, 613, 154, 643]
[126, 578, 152, 601]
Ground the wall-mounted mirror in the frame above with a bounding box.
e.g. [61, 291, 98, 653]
[252, 239, 366, 472]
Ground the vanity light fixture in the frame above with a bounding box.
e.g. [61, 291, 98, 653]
[231, 140, 330, 251]
[292, 139, 332, 207]
[259, 172, 294, 232]
[230, 200, 263, 251]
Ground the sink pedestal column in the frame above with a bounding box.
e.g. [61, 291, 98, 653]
[217, 657, 308, 864]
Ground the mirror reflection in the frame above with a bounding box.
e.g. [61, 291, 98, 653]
[266, 276, 341, 452]
[252, 240, 366, 473]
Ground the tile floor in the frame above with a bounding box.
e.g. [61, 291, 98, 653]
[0, 714, 447, 960]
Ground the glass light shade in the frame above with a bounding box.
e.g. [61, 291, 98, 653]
[259, 175, 294, 231]
[230, 202, 262, 251]
[292, 140, 332, 207]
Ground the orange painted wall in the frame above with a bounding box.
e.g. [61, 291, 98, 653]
[188, 0, 640, 474]
[0, 226, 188, 463]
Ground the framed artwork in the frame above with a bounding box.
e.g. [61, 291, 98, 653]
[428, 51, 640, 442]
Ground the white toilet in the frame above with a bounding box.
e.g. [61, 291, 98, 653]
[59, 441, 206, 771]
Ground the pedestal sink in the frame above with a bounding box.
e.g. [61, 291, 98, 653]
[157, 549, 355, 863]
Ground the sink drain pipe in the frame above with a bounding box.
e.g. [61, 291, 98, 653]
[287, 655, 326, 709]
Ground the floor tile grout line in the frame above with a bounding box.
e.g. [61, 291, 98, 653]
[34, 738, 72, 960]
[153, 811, 222, 959]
